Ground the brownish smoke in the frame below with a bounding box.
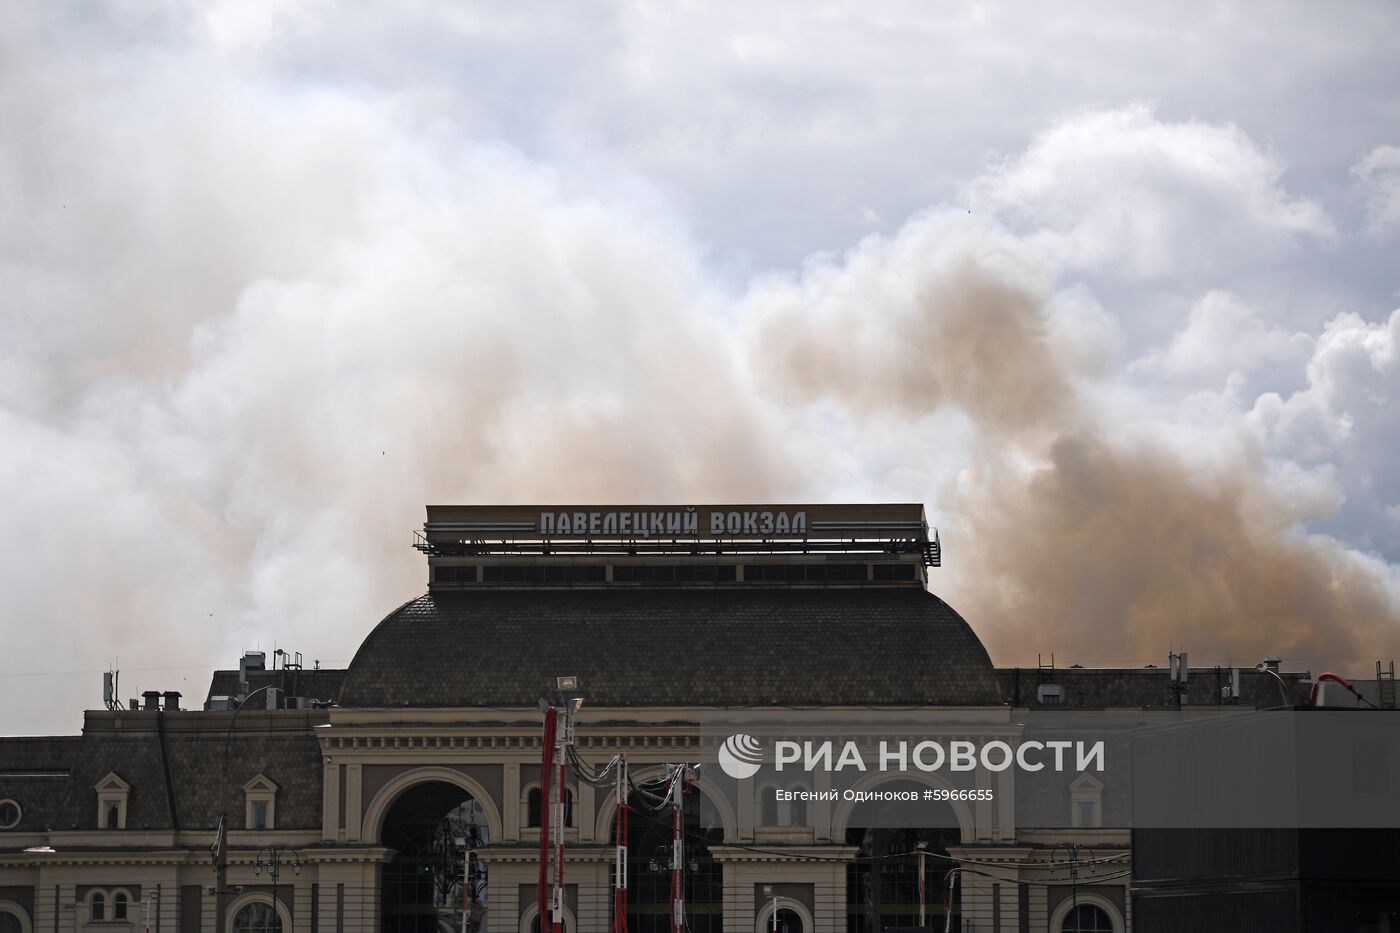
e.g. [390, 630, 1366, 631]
[759, 260, 1073, 433]
[949, 431, 1400, 670]
[752, 243, 1400, 674]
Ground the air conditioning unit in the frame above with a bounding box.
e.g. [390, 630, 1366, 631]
[206, 696, 233, 711]
[285, 696, 308, 710]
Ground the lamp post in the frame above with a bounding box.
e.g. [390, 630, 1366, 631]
[142, 888, 159, 933]
[1255, 660, 1292, 707]
[1050, 842, 1096, 927]
[763, 885, 778, 933]
[916, 841, 928, 927]
[253, 847, 302, 933]
[216, 685, 281, 933]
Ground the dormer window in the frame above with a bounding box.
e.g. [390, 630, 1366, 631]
[1070, 773, 1104, 828]
[95, 773, 130, 830]
[0, 799, 20, 830]
[243, 774, 278, 831]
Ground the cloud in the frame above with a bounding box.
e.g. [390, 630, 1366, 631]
[743, 213, 1074, 433]
[1249, 308, 1400, 559]
[0, 29, 794, 732]
[1129, 290, 1312, 388]
[1353, 145, 1400, 239]
[743, 110, 1399, 669]
[965, 105, 1335, 279]
[2, 5, 1399, 734]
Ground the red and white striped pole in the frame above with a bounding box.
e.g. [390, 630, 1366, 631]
[551, 701, 575, 933]
[669, 767, 685, 933]
[611, 758, 629, 933]
[537, 707, 557, 933]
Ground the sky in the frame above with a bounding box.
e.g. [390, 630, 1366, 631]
[1, 1, 1399, 734]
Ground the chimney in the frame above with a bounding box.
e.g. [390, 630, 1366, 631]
[141, 690, 162, 711]
[162, 691, 182, 712]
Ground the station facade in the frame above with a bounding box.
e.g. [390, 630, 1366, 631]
[0, 505, 1328, 933]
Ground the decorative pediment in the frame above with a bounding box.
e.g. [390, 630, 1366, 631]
[1069, 771, 1104, 828]
[242, 773, 279, 794]
[1070, 772, 1104, 793]
[94, 771, 130, 793]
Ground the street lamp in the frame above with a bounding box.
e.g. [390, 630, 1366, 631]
[762, 885, 784, 933]
[1255, 660, 1292, 707]
[216, 684, 284, 933]
[1050, 842, 1096, 926]
[253, 847, 302, 933]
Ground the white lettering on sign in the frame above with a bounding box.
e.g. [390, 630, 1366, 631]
[540, 508, 806, 538]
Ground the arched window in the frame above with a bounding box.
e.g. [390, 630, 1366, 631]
[526, 787, 541, 827]
[525, 786, 573, 828]
[0, 800, 20, 830]
[231, 902, 282, 933]
[112, 893, 129, 921]
[759, 786, 778, 826]
[788, 791, 808, 827]
[89, 895, 106, 923]
[1061, 903, 1114, 933]
[771, 908, 804, 933]
[522, 906, 575, 933]
[0, 904, 28, 933]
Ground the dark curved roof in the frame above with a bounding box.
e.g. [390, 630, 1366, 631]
[338, 587, 1002, 708]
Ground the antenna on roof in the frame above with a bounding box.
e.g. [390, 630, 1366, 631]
[1169, 650, 1189, 708]
[103, 669, 122, 711]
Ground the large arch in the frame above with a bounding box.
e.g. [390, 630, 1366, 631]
[838, 775, 966, 933]
[361, 766, 503, 843]
[378, 779, 490, 933]
[830, 770, 975, 843]
[592, 764, 737, 842]
[602, 766, 726, 933]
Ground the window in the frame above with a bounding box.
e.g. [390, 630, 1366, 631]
[759, 787, 778, 827]
[787, 788, 808, 827]
[1061, 903, 1114, 933]
[0, 907, 24, 933]
[767, 908, 804, 933]
[525, 786, 573, 828]
[94, 773, 130, 830]
[243, 774, 278, 831]
[0, 800, 19, 830]
[112, 894, 128, 922]
[231, 902, 281, 933]
[90, 895, 105, 923]
[1069, 773, 1103, 829]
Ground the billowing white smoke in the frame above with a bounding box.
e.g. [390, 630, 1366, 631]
[1, 8, 1397, 734]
